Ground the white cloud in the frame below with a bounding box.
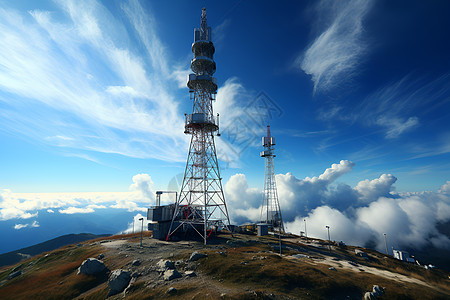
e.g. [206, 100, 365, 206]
[129, 173, 154, 201]
[171, 68, 190, 89]
[215, 78, 268, 166]
[376, 116, 419, 139]
[120, 213, 151, 234]
[299, 0, 373, 93]
[13, 220, 40, 230]
[355, 174, 397, 203]
[0, 1, 187, 163]
[14, 223, 29, 230]
[59, 207, 95, 214]
[0, 174, 155, 220]
[224, 161, 450, 253]
[224, 174, 261, 223]
[439, 181, 450, 194]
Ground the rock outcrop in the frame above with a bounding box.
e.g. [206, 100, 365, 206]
[164, 269, 181, 281]
[157, 259, 175, 270]
[189, 251, 208, 261]
[77, 258, 107, 275]
[108, 269, 131, 296]
[364, 285, 385, 300]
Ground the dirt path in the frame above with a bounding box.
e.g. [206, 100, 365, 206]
[295, 255, 441, 291]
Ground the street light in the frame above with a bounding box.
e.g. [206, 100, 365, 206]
[304, 219, 308, 243]
[384, 233, 388, 255]
[325, 225, 331, 253]
[139, 217, 144, 247]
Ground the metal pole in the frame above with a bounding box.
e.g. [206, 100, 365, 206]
[304, 219, 307, 243]
[384, 233, 388, 255]
[133, 219, 135, 234]
[279, 224, 282, 256]
[326, 226, 331, 253]
[139, 218, 144, 247]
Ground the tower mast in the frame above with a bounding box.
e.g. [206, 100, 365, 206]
[167, 8, 231, 245]
[260, 125, 285, 233]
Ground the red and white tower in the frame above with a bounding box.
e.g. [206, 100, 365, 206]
[167, 8, 231, 244]
[260, 125, 285, 233]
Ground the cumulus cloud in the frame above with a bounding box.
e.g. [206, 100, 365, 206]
[224, 174, 261, 223]
[224, 161, 450, 253]
[121, 213, 151, 234]
[129, 173, 154, 201]
[299, 0, 373, 93]
[354, 174, 397, 203]
[13, 220, 40, 230]
[14, 223, 29, 230]
[276, 160, 356, 218]
[59, 207, 95, 214]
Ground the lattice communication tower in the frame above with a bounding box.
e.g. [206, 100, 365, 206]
[167, 8, 231, 244]
[260, 125, 285, 232]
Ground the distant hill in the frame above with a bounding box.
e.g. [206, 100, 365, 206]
[0, 233, 110, 268]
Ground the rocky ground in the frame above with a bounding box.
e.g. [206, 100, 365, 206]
[1, 232, 450, 299]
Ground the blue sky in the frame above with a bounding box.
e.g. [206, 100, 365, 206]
[1, 0, 450, 253]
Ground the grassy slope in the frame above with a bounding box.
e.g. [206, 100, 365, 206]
[0, 233, 449, 300]
[0, 233, 111, 268]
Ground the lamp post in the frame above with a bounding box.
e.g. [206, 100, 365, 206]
[304, 219, 308, 242]
[326, 225, 331, 253]
[139, 217, 144, 247]
[384, 233, 388, 255]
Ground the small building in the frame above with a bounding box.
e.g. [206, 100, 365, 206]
[257, 223, 269, 236]
[393, 249, 415, 263]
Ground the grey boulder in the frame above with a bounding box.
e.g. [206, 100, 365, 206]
[77, 258, 107, 275]
[164, 269, 181, 281]
[157, 259, 175, 270]
[189, 251, 208, 261]
[108, 269, 131, 296]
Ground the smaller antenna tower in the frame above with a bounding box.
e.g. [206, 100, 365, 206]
[260, 125, 285, 233]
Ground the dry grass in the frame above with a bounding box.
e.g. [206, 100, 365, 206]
[0, 243, 103, 300]
[1, 232, 449, 299]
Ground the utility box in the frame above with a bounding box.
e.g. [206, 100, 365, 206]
[147, 205, 175, 222]
[257, 223, 269, 236]
[152, 221, 172, 240]
[393, 249, 415, 263]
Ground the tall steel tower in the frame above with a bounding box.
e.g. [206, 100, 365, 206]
[260, 125, 285, 233]
[167, 8, 231, 244]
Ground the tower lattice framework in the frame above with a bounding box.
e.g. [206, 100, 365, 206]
[167, 8, 231, 244]
[260, 125, 285, 233]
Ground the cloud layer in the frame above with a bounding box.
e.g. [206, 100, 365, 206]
[224, 160, 450, 253]
[0, 173, 156, 221]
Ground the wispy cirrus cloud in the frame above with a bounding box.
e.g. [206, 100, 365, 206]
[0, 0, 186, 163]
[298, 0, 373, 93]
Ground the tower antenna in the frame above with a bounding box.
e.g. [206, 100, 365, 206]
[260, 125, 285, 233]
[166, 8, 232, 245]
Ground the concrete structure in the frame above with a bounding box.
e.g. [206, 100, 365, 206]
[393, 249, 415, 263]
